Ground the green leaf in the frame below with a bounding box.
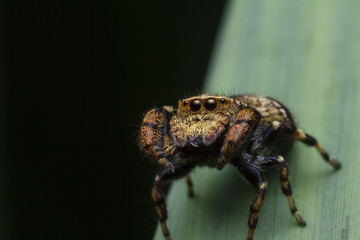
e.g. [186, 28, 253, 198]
[154, 0, 360, 239]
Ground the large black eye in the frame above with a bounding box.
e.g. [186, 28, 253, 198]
[204, 98, 217, 111]
[190, 99, 201, 111]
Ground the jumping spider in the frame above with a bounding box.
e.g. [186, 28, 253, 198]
[140, 94, 341, 240]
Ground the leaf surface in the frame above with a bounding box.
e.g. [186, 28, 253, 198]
[155, 1, 360, 239]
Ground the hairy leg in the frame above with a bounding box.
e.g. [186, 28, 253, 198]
[236, 162, 267, 240]
[293, 128, 341, 169]
[152, 163, 194, 240]
[255, 155, 306, 226]
[218, 107, 261, 170]
[140, 106, 176, 172]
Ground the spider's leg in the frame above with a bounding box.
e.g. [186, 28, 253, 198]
[217, 107, 261, 170]
[250, 120, 287, 154]
[152, 163, 194, 240]
[185, 174, 194, 197]
[141, 106, 176, 172]
[261, 121, 283, 146]
[256, 155, 306, 226]
[292, 128, 341, 169]
[236, 162, 267, 240]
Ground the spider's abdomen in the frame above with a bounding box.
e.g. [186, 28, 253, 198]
[235, 95, 295, 128]
[234, 95, 297, 154]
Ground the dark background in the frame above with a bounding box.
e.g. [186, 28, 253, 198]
[1, 1, 226, 239]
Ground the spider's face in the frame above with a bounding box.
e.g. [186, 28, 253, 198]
[170, 95, 240, 149]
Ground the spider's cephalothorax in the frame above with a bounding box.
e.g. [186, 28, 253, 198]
[140, 94, 341, 240]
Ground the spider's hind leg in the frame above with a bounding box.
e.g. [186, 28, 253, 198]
[292, 128, 341, 170]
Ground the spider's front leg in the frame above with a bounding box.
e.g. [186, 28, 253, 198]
[235, 161, 267, 240]
[152, 163, 194, 240]
[217, 107, 261, 170]
[140, 106, 176, 172]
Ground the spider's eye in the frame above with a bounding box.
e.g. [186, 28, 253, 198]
[183, 100, 188, 106]
[220, 98, 226, 104]
[190, 99, 201, 111]
[204, 98, 217, 111]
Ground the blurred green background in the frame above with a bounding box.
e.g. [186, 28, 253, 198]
[1, 1, 226, 239]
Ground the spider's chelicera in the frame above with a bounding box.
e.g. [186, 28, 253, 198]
[140, 94, 341, 240]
